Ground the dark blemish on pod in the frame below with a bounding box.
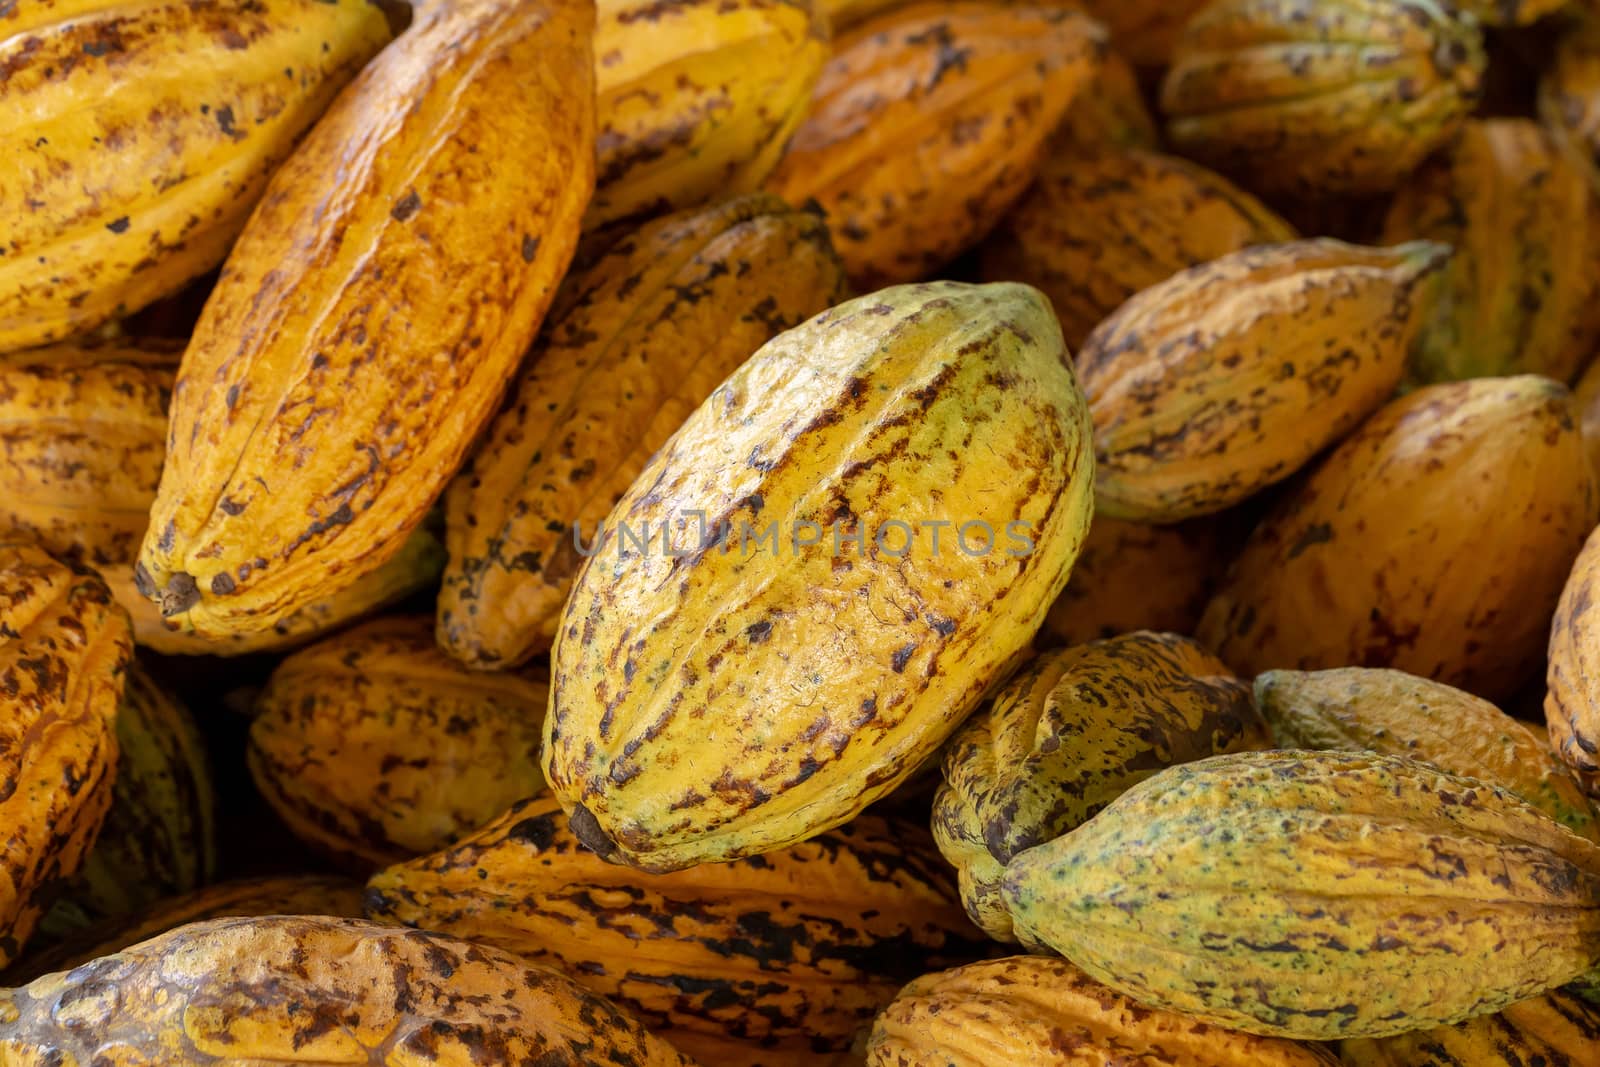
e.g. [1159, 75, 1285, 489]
[159, 573, 200, 616]
[890, 644, 917, 673]
[569, 804, 617, 860]
[521, 234, 540, 262]
[391, 190, 422, 222]
[104, 216, 130, 234]
[210, 573, 235, 595]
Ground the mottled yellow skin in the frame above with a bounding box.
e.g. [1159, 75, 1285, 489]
[1542, 19, 1600, 196]
[1202, 377, 1597, 702]
[249, 616, 547, 871]
[368, 795, 984, 1065]
[546, 282, 1095, 871]
[1003, 751, 1600, 1041]
[137, 0, 596, 638]
[1340, 986, 1600, 1065]
[0, 916, 695, 1066]
[980, 149, 1297, 349]
[868, 956, 1341, 1067]
[1549, 524, 1600, 797]
[1162, 0, 1486, 198]
[1082, 239, 1449, 523]
[767, 2, 1106, 288]
[591, 0, 827, 231]
[440, 195, 850, 669]
[0, 0, 392, 353]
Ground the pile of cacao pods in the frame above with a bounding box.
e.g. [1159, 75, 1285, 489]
[4, 0, 1600, 1062]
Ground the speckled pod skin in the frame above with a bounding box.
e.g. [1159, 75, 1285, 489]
[1077, 0, 1214, 67]
[0, 916, 695, 1066]
[980, 149, 1297, 350]
[1548, 525, 1600, 797]
[1339, 986, 1600, 1066]
[0, 0, 392, 354]
[590, 0, 826, 231]
[546, 281, 1095, 872]
[867, 955, 1341, 1067]
[248, 616, 546, 870]
[1201, 377, 1596, 703]
[1258, 668, 1598, 842]
[367, 795, 985, 1066]
[1542, 20, 1600, 195]
[1081, 239, 1449, 523]
[1383, 119, 1600, 385]
[1036, 517, 1220, 648]
[1162, 0, 1486, 198]
[931, 632, 1270, 940]
[0, 546, 131, 969]
[38, 665, 217, 941]
[1003, 750, 1600, 1041]
[136, 0, 596, 639]
[766, 2, 1106, 289]
[1046, 49, 1162, 158]
[4, 875, 364, 984]
[0, 344, 444, 655]
[440, 195, 850, 670]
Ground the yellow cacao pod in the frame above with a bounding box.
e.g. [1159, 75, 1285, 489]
[1201, 377, 1595, 702]
[439, 194, 850, 669]
[1077, 0, 1214, 67]
[248, 615, 546, 871]
[367, 795, 986, 1066]
[590, 0, 827, 231]
[1542, 19, 1600, 196]
[980, 148, 1296, 350]
[1162, 0, 1486, 198]
[1046, 48, 1162, 158]
[136, 0, 596, 639]
[0, 916, 694, 1066]
[1258, 667, 1599, 842]
[1549, 525, 1600, 796]
[0, 0, 392, 353]
[767, 2, 1105, 288]
[1383, 119, 1600, 385]
[1082, 239, 1449, 523]
[932, 632, 1270, 940]
[546, 281, 1095, 871]
[867, 956, 1341, 1067]
[0, 546, 131, 969]
[1340, 986, 1600, 1066]
[1003, 750, 1600, 1040]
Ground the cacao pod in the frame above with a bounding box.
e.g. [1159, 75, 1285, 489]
[1077, 0, 1214, 67]
[0, 546, 131, 969]
[1036, 516, 1220, 648]
[766, 2, 1105, 288]
[366, 794, 987, 1065]
[1081, 239, 1449, 523]
[1201, 377, 1596, 702]
[589, 0, 827, 231]
[0, 0, 392, 353]
[1549, 525, 1600, 796]
[932, 632, 1270, 940]
[0, 916, 694, 1065]
[1162, 0, 1486, 198]
[135, 0, 596, 638]
[980, 148, 1297, 350]
[817, 0, 907, 31]
[1046, 48, 1162, 157]
[867, 955, 1341, 1067]
[1260, 667, 1599, 842]
[545, 281, 1095, 871]
[248, 616, 547, 870]
[1542, 19, 1600, 196]
[1382, 119, 1600, 385]
[439, 194, 850, 669]
[1003, 750, 1600, 1040]
[1339, 986, 1600, 1066]
[1576, 353, 1600, 484]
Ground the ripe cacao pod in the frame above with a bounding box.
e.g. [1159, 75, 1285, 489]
[0, 916, 694, 1065]
[932, 632, 1269, 939]
[1162, 0, 1486, 198]
[0, 546, 131, 969]
[766, 2, 1106, 288]
[1542, 19, 1600, 195]
[367, 794, 986, 1066]
[589, 0, 827, 231]
[1549, 525, 1600, 797]
[1081, 239, 1449, 523]
[1201, 377, 1596, 702]
[136, 0, 596, 639]
[248, 616, 547, 870]
[1047, 48, 1162, 157]
[0, 0, 392, 353]
[1003, 750, 1600, 1040]
[1259, 668, 1599, 842]
[980, 148, 1297, 350]
[1382, 119, 1600, 385]
[1340, 987, 1600, 1065]
[439, 194, 850, 669]
[546, 281, 1095, 872]
[867, 956, 1341, 1067]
